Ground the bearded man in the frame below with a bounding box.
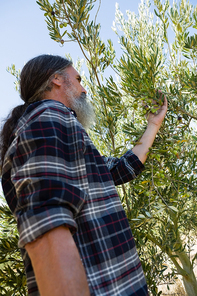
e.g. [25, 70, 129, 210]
[1, 54, 167, 296]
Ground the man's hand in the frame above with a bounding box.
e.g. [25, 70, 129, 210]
[146, 91, 168, 128]
[25, 226, 90, 296]
[132, 91, 168, 164]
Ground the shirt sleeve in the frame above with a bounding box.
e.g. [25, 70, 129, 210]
[102, 150, 144, 186]
[11, 105, 88, 248]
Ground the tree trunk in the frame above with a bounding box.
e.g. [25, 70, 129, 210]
[182, 274, 197, 296]
[176, 249, 197, 296]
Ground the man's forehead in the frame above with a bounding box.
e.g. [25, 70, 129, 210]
[66, 66, 80, 78]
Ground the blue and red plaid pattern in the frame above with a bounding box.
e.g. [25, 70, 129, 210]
[2, 100, 148, 296]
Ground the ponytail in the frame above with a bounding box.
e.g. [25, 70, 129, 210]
[0, 104, 27, 171]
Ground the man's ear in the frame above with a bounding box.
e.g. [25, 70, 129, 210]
[51, 74, 63, 87]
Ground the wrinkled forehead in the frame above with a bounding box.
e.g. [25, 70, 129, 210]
[65, 66, 81, 81]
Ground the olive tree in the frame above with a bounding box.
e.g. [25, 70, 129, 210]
[0, 0, 197, 295]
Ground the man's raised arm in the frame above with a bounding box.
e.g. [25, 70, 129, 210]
[132, 95, 168, 164]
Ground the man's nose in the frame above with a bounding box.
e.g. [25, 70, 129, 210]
[81, 85, 87, 94]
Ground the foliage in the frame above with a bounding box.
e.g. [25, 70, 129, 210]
[113, 1, 197, 294]
[6, 64, 21, 92]
[2, 0, 197, 295]
[0, 198, 27, 295]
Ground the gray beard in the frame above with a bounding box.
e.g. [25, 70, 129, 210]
[67, 92, 95, 130]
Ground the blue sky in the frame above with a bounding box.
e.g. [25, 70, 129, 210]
[0, 0, 196, 122]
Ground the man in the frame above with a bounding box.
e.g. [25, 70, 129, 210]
[1, 54, 167, 296]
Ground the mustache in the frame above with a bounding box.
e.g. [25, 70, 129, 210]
[80, 92, 86, 100]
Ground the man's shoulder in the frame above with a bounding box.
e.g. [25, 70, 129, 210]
[27, 99, 70, 117]
[29, 99, 73, 122]
[16, 100, 74, 132]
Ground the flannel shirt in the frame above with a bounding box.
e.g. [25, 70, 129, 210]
[2, 100, 148, 296]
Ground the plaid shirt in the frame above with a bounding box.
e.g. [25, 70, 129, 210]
[2, 100, 148, 296]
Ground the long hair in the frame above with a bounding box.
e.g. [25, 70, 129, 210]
[0, 54, 72, 171]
